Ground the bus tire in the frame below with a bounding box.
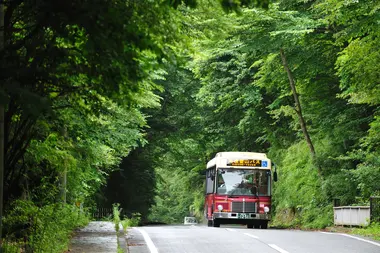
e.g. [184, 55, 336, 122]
[247, 224, 254, 229]
[261, 222, 268, 229]
[207, 220, 213, 227]
[254, 224, 260, 229]
[212, 220, 220, 227]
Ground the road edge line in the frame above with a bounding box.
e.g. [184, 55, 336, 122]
[339, 233, 380, 247]
[135, 228, 159, 253]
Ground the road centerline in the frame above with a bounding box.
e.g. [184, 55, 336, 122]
[243, 233, 291, 253]
[268, 244, 290, 253]
[244, 233, 259, 239]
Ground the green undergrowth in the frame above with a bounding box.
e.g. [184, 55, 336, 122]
[3, 200, 89, 253]
[113, 203, 141, 253]
[113, 204, 124, 253]
[271, 142, 334, 229]
[121, 213, 141, 228]
[352, 223, 380, 241]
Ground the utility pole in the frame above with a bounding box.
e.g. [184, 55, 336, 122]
[0, 1, 5, 250]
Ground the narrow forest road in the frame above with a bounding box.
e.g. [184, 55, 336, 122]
[67, 222, 380, 253]
[126, 224, 380, 253]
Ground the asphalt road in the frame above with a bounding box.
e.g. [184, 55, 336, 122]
[126, 224, 380, 253]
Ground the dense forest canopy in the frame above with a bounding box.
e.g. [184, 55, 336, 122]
[0, 0, 379, 250]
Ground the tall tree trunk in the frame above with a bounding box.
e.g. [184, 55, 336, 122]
[0, 1, 5, 249]
[280, 49, 319, 172]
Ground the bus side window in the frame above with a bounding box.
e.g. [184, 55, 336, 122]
[206, 169, 214, 194]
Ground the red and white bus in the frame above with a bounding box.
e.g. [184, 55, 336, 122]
[204, 152, 277, 229]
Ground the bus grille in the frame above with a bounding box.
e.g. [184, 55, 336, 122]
[231, 202, 256, 213]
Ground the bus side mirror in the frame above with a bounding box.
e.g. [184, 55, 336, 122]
[272, 162, 278, 182]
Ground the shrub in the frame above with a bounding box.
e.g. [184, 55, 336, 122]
[121, 213, 141, 229]
[3, 200, 89, 253]
[113, 203, 121, 232]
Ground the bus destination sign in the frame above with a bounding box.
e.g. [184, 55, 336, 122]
[227, 159, 262, 167]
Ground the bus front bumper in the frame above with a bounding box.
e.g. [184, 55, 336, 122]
[212, 212, 271, 221]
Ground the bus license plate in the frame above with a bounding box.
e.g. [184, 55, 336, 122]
[238, 213, 249, 219]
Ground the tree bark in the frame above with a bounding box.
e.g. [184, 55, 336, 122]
[0, 1, 5, 249]
[279, 49, 318, 170]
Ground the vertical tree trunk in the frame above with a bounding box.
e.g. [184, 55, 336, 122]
[280, 49, 319, 171]
[0, 1, 5, 249]
[61, 127, 67, 204]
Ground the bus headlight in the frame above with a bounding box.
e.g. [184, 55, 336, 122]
[264, 206, 270, 213]
[217, 205, 223, 211]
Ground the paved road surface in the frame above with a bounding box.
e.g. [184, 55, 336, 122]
[68, 221, 118, 253]
[127, 224, 380, 253]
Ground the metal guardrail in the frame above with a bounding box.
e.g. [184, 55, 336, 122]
[92, 207, 113, 219]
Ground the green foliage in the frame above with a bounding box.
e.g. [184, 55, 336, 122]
[144, 0, 380, 231]
[113, 203, 121, 232]
[121, 213, 142, 228]
[3, 200, 89, 253]
[148, 138, 205, 223]
[99, 149, 157, 222]
[272, 141, 332, 228]
[352, 223, 380, 241]
[2, 0, 380, 237]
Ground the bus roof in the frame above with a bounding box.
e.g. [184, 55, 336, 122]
[214, 152, 267, 159]
[207, 151, 269, 169]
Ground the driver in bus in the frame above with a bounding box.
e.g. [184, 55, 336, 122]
[239, 174, 258, 195]
[218, 174, 226, 193]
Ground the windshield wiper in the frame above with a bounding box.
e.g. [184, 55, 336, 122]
[227, 189, 239, 198]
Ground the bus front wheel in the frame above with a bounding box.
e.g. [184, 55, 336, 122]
[212, 220, 220, 227]
[207, 220, 213, 227]
[261, 222, 268, 229]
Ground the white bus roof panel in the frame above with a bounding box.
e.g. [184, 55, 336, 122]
[206, 151, 270, 169]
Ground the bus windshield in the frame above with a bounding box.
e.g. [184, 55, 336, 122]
[217, 168, 271, 196]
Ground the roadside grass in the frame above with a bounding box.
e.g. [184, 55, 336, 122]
[352, 222, 380, 241]
[113, 204, 141, 253]
[325, 222, 380, 242]
[121, 213, 141, 229]
[3, 200, 89, 252]
[113, 204, 125, 253]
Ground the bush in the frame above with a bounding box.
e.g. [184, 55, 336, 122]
[113, 203, 121, 232]
[3, 200, 89, 253]
[352, 222, 380, 241]
[121, 213, 141, 229]
[272, 141, 333, 229]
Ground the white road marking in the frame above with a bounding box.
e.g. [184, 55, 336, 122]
[135, 228, 159, 253]
[320, 232, 335, 235]
[339, 233, 380, 247]
[244, 233, 259, 239]
[243, 233, 289, 252]
[320, 231, 380, 247]
[226, 228, 237, 232]
[268, 244, 290, 253]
